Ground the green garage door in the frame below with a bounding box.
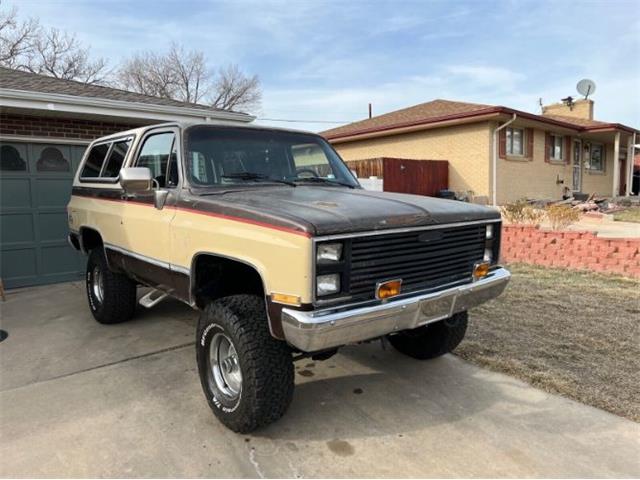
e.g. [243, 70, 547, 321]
[1, 141, 87, 289]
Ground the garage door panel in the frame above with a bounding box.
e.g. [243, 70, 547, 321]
[1, 247, 38, 287]
[1, 213, 35, 244]
[1, 178, 32, 208]
[35, 178, 73, 207]
[40, 244, 84, 276]
[0, 142, 29, 172]
[0, 140, 87, 289]
[37, 211, 69, 241]
[31, 144, 72, 173]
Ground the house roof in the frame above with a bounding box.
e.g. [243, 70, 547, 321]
[321, 98, 637, 141]
[0, 66, 227, 113]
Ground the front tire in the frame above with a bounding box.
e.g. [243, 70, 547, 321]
[388, 311, 468, 359]
[196, 295, 294, 433]
[86, 248, 137, 324]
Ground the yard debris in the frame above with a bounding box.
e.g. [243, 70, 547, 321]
[526, 193, 628, 214]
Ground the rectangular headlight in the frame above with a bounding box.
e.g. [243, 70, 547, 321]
[317, 273, 340, 296]
[483, 247, 493, 263]
[317, 243, 343, 263]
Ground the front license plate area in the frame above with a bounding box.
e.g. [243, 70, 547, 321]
[417, 295, 454, 326]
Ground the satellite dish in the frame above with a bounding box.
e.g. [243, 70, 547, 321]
[577, 79, 596, 99]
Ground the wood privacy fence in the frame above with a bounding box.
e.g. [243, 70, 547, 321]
[345, 158, 384, 178]
[346, 157, 449, 197]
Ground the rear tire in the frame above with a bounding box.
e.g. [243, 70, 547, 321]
[196, 295, 294, 433]
[388, 311, 468, 360]
[86, 248, 136, 324]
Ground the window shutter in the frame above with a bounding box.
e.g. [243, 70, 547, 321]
[564, 136, 571, 165]
[498, 128, 506, 159]
[544, 132, 551, 163]
[526, 128, 534, 158]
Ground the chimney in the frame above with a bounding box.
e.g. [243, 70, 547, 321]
[542, 98, 594, 120]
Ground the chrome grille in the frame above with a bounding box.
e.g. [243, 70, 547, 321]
[348, 224, 487, 300]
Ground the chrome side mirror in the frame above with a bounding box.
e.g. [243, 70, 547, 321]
[154, 189, 169, 210]
[120, 167, 152, 193]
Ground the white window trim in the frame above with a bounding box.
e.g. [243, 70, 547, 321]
[549, 134, 564, 163]
[506, 127, 525, 157]
[587, 142, 606, 173]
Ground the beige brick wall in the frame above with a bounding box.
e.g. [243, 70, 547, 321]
[542, 99, 594, 120]
[497, 130, 614, 203]
[332, 122, 493, 198]
[581, 142, 614, 196]
[497, 127, 568, 203]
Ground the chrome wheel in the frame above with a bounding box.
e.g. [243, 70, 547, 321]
[92, 265, 104, 303]
[210, 332, 242, 399]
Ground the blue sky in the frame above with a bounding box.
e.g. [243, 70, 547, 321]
[14, 0, 640, 131]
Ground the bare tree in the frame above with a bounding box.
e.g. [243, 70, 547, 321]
[0, 5, 38, 67]
[211, 65, 261, 112]
[25, 28, 108, 84]
[166, 44, 210, 103]
[118, 51, 175, 98]
[0, 4, 108, 84]
[118, 44, 261, 112]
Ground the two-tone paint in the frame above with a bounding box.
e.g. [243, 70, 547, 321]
[68, 122, 502, 341]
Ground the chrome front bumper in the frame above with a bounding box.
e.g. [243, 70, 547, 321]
[281, 267, 511, 352]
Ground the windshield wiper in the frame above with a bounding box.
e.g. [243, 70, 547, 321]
[291, 177, 355, 189]
[222, 172, 296, 187]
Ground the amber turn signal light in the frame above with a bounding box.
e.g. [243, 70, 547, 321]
[376, 279, 402, 300]
[473, 262, 490, 280]
[271, 293, 301, 306]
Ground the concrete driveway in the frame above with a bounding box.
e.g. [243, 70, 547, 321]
[1, 282, 638, 478]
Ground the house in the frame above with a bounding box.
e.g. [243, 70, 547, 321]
[0, 67, 253, 288]
[321, 98, 638, 205]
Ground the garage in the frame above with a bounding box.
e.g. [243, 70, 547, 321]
[0, 66, 253, 290]
[1, 141, 87, 288]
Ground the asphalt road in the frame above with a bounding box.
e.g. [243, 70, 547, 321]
[1, 282, 638, 477]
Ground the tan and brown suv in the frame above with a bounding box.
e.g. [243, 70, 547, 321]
[67, 122, 510, 432]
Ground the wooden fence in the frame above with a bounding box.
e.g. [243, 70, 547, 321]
[347, 157, 448, 197]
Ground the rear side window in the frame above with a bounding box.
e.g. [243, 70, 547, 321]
[102, 139, 131, 178]
[80, 143, 109, 178]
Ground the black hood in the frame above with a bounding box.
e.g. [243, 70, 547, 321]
[187, 186, 500, 236]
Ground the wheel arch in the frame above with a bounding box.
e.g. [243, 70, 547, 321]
[190, 252, 281, 337]
[78, 226, 104, 255]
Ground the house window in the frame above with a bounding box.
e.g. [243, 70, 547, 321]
[506, 127, 524, 156]
[549, 135, 564, 162]
[588, 143, 605, 172]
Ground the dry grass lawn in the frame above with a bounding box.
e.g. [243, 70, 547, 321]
[613, 206, 640, 223]
[456, 263, 640, 421]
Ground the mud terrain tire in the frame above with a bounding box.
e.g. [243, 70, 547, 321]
[196, 295, 294, 433]
[86, 248, 136, 324]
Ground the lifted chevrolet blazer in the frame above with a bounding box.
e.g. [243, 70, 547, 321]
[67, 122, 510, 433]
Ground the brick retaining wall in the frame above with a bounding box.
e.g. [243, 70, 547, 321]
[501, 225, 640, 278]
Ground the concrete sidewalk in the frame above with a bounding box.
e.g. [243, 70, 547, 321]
[0, 282, 638, 477]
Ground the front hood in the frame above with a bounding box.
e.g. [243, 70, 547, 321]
[188, 186, 500, 236]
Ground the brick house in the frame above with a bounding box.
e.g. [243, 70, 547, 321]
[321, 99, 638, 205]
[0, 67, 253, 288]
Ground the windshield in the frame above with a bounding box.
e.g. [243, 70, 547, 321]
[183, 126, 360, 188]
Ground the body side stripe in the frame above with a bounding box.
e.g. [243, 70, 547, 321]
[70, 190, 313, 238]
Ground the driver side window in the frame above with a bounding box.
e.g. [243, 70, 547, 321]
[136, 132, 177, 188]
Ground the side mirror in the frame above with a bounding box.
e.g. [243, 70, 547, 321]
[154, 189, 169, 210]
[120, 167, 152, 194]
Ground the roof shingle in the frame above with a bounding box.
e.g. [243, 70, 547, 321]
[0, 66, 223, 112]
[321, 98, 637, 139]
[321, 99, 494, 138]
